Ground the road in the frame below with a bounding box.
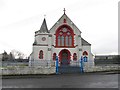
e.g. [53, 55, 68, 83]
[2, 73, 119, 88]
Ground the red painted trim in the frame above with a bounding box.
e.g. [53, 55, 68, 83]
[58, 49, 71, 64]
[83, 51, 88, 56]
[53, 53, 56, 61]
[53, 45, 78, 48]
[63, 19, 66, 23]
[33, 44, 48, 46]
[73, 53, 77, 61]
[39, 50, 43, 59]
[35, 34, 50, 36]
[55, 24, 75, 47]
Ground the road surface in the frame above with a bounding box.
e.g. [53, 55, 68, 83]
[2, 73, 119, 88]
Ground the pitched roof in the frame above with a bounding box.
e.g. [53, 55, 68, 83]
[81, 38, 91, 46]
[49, 13, 82, 33]
[39, 18, 49, 33]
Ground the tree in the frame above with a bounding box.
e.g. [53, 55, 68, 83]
[11, 49, 26, 59]
[2, 50, 9, 61]
[9, 52, 15, 60]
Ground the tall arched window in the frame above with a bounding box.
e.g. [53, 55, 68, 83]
[56, 25, 74, 47]
[39, 50, 43, 59]
[69, 36, 72, 46]
[65, 36, 68, 46]
[61, 36, 64, 46]
[58, 36, 61, 46]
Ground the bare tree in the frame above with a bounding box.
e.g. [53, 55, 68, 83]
[11, 49, 26, 59]
[2, 50, 9, 61]
[9, 52, 15, 60]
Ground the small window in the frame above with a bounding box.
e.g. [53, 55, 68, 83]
[53, 53, 56, 61]
[63, 19, 66, 23]
[73, 53, 77, 61]
[83, 56, 88, 62]
[39, 50, 43, 59]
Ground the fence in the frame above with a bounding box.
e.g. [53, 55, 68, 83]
[1, 59, 120, 75]
[29, 60, 55, 67]
[2, 61, 28, 67]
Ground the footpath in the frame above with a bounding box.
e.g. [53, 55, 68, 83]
[2, 70, 119, 79]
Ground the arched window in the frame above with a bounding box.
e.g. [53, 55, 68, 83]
[61, 36, 64, 46]
[58, 35, 61, 46]
[69, 36, 72, 46]
[65, 36, 68, 46]
[73, 53, 77, 61]
[83, 56, 88, 62]
[53, 53, 56, 61]
[83, 51, 88, 56]
[56, 25, 74, 47]
[39, 50, 43, 59]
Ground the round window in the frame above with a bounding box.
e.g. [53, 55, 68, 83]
[42, 37, 46, 41]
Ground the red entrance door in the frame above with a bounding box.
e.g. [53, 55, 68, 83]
[61, 51, 68, 65]
[59, 49, 71, 65]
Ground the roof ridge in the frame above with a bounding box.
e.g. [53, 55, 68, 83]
[81, 38, 91, 46]
[49, 13, 81, 33]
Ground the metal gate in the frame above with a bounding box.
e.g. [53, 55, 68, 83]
[58, 65, 80, 74]
[56, 56, 84, 74]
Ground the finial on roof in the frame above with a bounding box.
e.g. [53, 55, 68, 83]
[63, 8, 66, 14]
[44, 14, 46, 18]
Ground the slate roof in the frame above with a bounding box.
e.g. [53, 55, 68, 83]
[39, 18, 49, 33]
[81, 38, 91, 46]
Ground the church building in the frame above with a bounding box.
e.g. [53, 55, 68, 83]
[29, 9, 94, 68]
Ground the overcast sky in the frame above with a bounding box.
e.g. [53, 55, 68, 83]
[0, 0, 119, 57]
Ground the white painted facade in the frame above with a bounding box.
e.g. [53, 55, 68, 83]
[29, 12, 94, 68]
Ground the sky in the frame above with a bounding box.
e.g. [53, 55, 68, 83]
[0, 0, 119, 57]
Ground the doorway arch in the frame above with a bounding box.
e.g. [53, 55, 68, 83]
[58, 49, 71, 65]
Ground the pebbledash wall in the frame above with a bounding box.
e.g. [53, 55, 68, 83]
[1, 65, 119, 75]
[1, 66, 55, 75]
[29, 11, 94, 69]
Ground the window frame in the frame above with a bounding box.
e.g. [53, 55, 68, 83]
[55, 25, 75, 48]
[73, 53, 77, 61]
[39, 50, 43, 59]
[53, 53, 56, 61]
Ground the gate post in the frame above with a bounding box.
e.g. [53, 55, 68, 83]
[80, 56, 84, 73]
[56, 56, 59, 74]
